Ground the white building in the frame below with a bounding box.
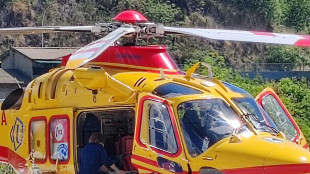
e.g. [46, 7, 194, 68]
[0, 47, 78, 99]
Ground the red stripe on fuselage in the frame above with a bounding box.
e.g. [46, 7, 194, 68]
[131, 154, 188, 173]
[132, 163, 162, 174]
[0, 146, 27, 173]
[131, 154, 158, 167]
[264, 163, 310, 174]
[222, 163, 310, 174]
[304, 143, 309, 149]
[132, 155, 162, 173]
[134, 154, 310, 174]
[0, 146, 8, 162]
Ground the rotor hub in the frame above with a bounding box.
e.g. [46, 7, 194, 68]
[113, 10, 148, 24]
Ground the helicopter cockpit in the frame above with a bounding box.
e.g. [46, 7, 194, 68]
[177, 98, 245, 157]
[222, 82, 279, 134]
[150, 79, 285, 158]
[233, 97, 280, 135]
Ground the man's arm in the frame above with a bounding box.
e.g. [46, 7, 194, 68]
[99, 165, 109, 173]
[110, 164, 126, 174]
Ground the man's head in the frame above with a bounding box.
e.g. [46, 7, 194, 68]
[89, 132, 105, 144]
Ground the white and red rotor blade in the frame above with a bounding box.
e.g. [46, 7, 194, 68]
[163, 27, 310, 47]
[65, 25, 136, 69]
[0, 26, 99, 34]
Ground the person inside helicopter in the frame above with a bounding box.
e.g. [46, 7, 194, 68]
[181, 103, 206, 156]
[179, 98, 243, 157]
[79, 132, 125, 174]
[201, 103, 235, 146]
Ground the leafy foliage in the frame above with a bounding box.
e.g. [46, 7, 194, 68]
[138, 0, 184, 24]
[224, 0, 310, 31]
[283, 0, 310, 31]
[262, 46, 310, 71]
[0, 162, 15, 174]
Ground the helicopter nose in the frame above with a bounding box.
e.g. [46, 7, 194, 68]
[264, 140, 310, 173]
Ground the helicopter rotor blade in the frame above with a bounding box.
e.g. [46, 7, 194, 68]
[0, 26, 102, 35]
[65, 25, 136, 69]
[163, 27, 310, 47]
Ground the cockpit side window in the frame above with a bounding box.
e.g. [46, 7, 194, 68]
[153, 83, 202, 98]
[141, 100, 178, 154]
[261, 94, 297, 141]
[233, 97, 279, 134]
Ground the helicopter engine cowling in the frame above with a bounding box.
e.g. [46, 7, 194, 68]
[73, 67, 135, 102]
[73, 67, 108, 90]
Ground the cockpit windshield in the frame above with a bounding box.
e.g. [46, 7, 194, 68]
[177, 98, 244, 157]
[233, 97, 279, 135]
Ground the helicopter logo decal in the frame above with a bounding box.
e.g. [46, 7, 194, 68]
[116, 53, 141, 59]
[55, 122, 64, 141]
[10, 117, 24, 151]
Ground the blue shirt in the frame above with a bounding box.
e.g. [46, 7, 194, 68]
[79, 143, 113, 174]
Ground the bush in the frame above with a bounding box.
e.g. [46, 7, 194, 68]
[0, 162, 15, 174]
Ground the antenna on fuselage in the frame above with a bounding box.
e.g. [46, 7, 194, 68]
[201, 62, 213, 78]
[14, 77, 21, 88]
[185, 62, 199, 80]
[160, 68, 166, 80]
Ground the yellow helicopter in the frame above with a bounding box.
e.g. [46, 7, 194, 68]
[0, 10, 310, 174]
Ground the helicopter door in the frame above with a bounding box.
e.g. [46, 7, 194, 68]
[132, 93, 189, 173]
[256, 87, 308, 149]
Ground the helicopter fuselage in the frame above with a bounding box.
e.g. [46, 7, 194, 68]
[0, 45, 309, 174]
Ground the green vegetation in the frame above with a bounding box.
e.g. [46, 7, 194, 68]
[0, 162, 15, 174]
[225, 0, 310, 31]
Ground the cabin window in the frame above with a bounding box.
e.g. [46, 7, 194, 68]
[30, 119, 47, 161]
[141, 100, 177, 153]
[50, 118, 69, 161]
